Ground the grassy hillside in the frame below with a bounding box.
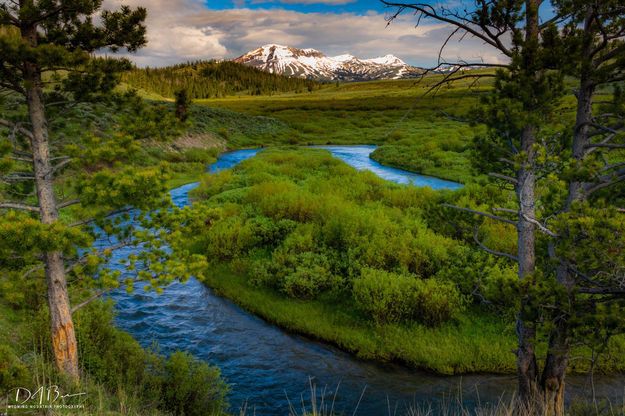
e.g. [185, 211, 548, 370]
[192, 77, 490, 183]
[121, 66, 493, 183]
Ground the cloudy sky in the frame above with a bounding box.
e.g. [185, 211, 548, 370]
[101, 0, 551, 68]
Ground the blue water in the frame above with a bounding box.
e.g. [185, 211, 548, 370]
[317, 145, 463, 190]
[108, 146, 618, 415]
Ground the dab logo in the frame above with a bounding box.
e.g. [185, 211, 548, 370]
[5, 385, 87, 412]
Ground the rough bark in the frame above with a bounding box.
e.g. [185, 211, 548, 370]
[516, 125, 539, 406]
[515, 0, 542, 407]
[540, 59, 596, 416]
[21, 22, 80, 381]
[540, 301, 570, 416]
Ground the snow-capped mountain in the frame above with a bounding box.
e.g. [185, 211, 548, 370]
[233, 44, 423, 81]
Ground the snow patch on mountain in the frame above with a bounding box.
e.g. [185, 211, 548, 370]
[233, 44, 423, 81]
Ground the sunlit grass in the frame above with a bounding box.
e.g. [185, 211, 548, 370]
[201, 266, 516, 375]
[192, 77, 490, 183]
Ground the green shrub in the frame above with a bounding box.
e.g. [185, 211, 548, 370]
[0, 344, 31, 394]
[416, 277, 465, 327]
[206, 216, 257, 260]
[193, 170, 235, 199]
[75, 301, 150, 389]
[0, 269, 45, 310]
[182, 147, 219, 163]
[251, 250, 336, 299]
[161, 351, 228, 416]
[353, 268, 463, 326]
[281, 252, 334, 299]
[74, 301, 229, 415]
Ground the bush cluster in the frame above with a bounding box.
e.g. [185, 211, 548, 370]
[186, 149, 481, 327]
[353, 268, 464, 326]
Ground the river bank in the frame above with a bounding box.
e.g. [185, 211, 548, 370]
[110, 146, 625, 415]
[200, 266, 515, 374]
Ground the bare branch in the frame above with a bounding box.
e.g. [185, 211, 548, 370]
[578, 287, 625, 295]
[489, 172, 518, 184]
[0, 202, 39, 212]
[10, 156, 32, 162]
[586, 174, 625, 195]
[58, 199, 80, 209]
[442, 203, 517, 225]
[492, 207, 518, 214]
[21, 264, 44, 279]
[71, 290, 109, 314]
[519, 213, 558, 238]
[52, 157, 72, 173]
[0, 118, 33, 140]
[382, 1, 513, 57]
[586, 143, 625, 150]
[473, 228, 518, 261]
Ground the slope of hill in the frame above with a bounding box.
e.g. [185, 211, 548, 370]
[233, 44, 424, 81]
[122, 60, 319, 99]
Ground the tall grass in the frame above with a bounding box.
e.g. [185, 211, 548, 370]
[236, 379, 625, 416]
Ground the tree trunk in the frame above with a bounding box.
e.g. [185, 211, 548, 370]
[540, 282, 570, 416]
[515, 1, 542, 407]
[516, 125, 539, 407]
[566, 76, 595, 207]
[21, 23, 80, 381]
[540, 46, 596, 416]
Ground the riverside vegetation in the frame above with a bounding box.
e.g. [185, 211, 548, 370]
[158, 148, 625, 376]
[3, 53, 623, 416]
[1, 0, 624, 414]
[0, 84, 231, 414]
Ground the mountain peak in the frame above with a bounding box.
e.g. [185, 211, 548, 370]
[364, 55, 406, 66]
[234, 45, 422, 81]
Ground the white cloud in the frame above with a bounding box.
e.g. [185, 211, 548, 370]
[101, 0, 228, 66]
[101, 0, 508, 67]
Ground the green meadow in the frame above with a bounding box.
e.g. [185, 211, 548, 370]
[148, 76, 492, 183]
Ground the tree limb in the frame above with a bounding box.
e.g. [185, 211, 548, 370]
[586, 143, 625, 150]
[489, 172, 518, 184]
[58, 199, 80, 209]
[442, 203, 517, 225]
[71, 290, 109, 314]
[382, 1, 513, 57]
[473, 228, 518, 261]
[519, 213, 558, 237]
[0, 118, 33, 140]
[578, 287, 625, 295]
[0, 202, 40, 212]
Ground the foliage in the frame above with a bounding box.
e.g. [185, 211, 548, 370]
[174, 148, 475, 327]
[75, 301, 229, 415]
[175, 89, 190, 122]
[353, 268, 464, 326]
[0, 344, 30, 393]
[125, 75, 490, 182]
[160, 351, 228, 416]
[0, 283, 229, 415]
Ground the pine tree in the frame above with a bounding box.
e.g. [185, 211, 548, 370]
[174, 89, 190, 122]
[384, 1, 625, 414]
[0, 0, 146, 380]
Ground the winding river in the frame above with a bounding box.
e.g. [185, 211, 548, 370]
[108, 145, 621, 415]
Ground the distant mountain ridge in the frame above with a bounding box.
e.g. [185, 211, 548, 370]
[233, 44, 424, 81]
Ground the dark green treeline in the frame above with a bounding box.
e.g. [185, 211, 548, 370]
[122, 60, 320, 99]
